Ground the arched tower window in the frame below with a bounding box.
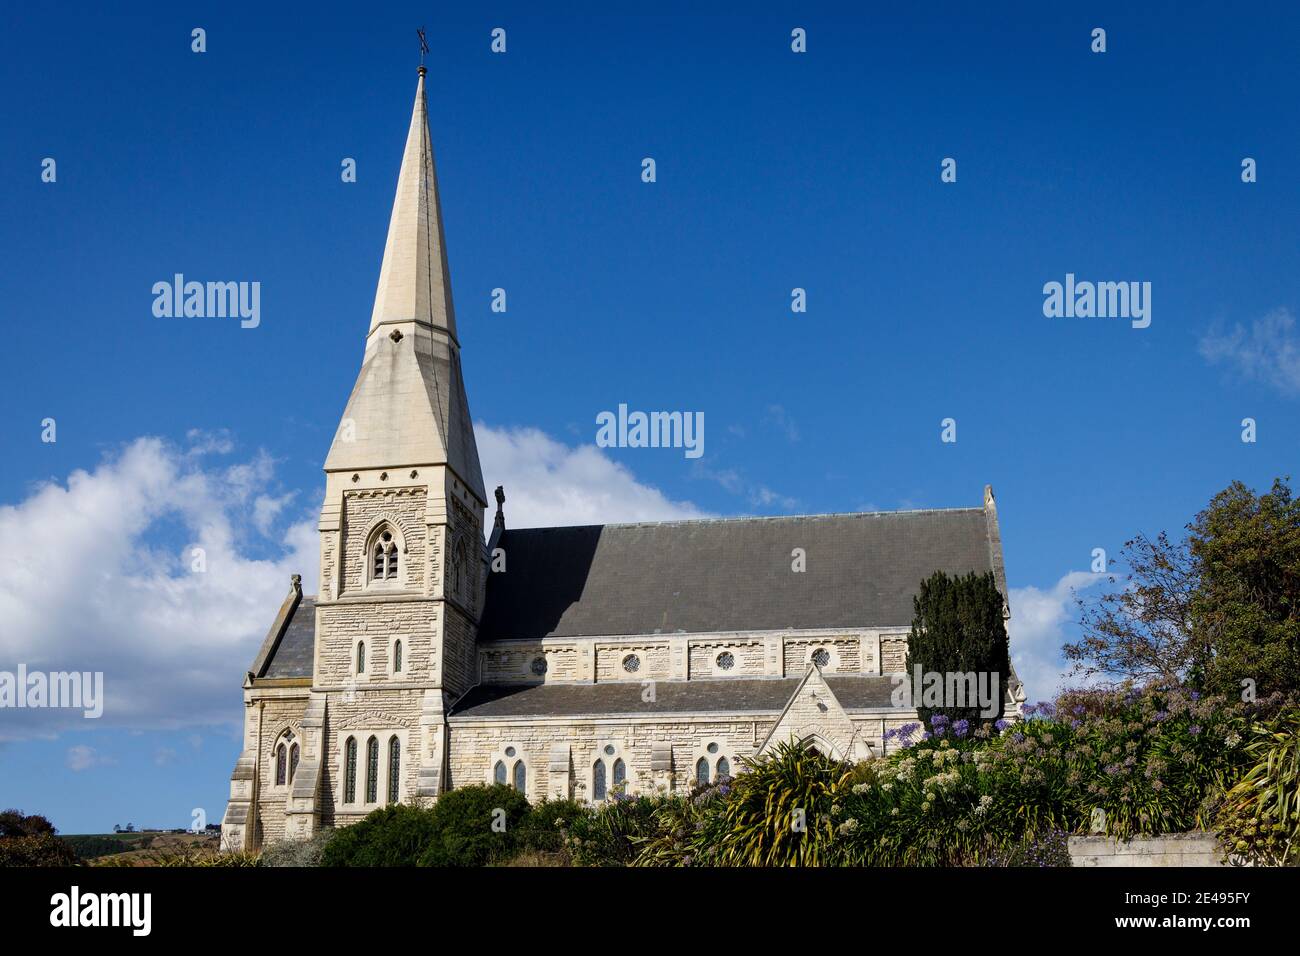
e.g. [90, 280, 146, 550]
[393, 639, 403, 673]
[388, 736, 401, 804]
[717, 756, 730, 779]
[371, 528, 399, 582]
[344, 737, 357, 804]
[365, 736, 379, 803]
[356, 641, 366, 674]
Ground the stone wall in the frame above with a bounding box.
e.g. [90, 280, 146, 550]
[446, 716, 769, 803]
[1068, 832, 1228, 867]
[474, 628, 909, 684]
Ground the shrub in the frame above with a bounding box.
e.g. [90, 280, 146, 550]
[517, 798, 586, 854]
[260, 829, 335, 867]
[834, 688, 1253, 866]
[1216, 711, 1300, 865]
[697, 741, 849, 867]
[0, 834, 80, 867]
[565, 795, 660, 866]
[321, 804, 441, 867]
[983, 829, 1072, 867]
[417, 785, 531, 867]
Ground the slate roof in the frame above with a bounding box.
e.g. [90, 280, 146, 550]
[477, 508, 995, 641]
[449, 675, 900, 719]
[261, 596, 316, 679]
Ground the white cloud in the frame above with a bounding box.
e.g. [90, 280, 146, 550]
[66, 744, 112, 771]
[689, 462, 798, 512]
[1008, 570, 1108, 703]
[477, 424, 710, 527]
[0, 436, 316, 741]
[1199, 307, 1300, 396]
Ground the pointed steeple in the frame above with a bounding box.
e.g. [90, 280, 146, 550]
[324, 69, 485, 504]
[368, 66, 458, 341]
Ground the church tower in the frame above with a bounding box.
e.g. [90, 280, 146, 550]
[313, 65, 486, 814]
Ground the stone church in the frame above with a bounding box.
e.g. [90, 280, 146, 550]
[221, 69, 1022, 851]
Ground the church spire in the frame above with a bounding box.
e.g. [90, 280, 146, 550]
[367, 65, 458, 341]
[323, 68, 485, 504]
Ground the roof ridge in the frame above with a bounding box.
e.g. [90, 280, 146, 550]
[504, 506, 984, 534]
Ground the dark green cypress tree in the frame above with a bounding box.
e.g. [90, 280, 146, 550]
[904, 570, 1011, 727]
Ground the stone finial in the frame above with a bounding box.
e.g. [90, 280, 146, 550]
[493, 485, 506, 530]
[983, 484, 995, 509]
[291, 573, 302, 593]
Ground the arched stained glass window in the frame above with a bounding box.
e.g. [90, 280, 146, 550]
[393, 640, 403, 672]
[275, 744, 287, 786]
[388, 737, 401, 804]
[592, 760, 607, 801]
[289, 743, 300, 785]
[366, 736, 379, 803]
[696, 757, 710, 787]
[357, 642, 366, 674]
[717, 756, 730, 778]
[494, 760, 507, 785]
[344, 737, 357, 803]
[513, 760, 526, 794]
[612, 758, 626, 789]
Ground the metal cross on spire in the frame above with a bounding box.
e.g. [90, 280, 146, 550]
[416, 27, 429, 73]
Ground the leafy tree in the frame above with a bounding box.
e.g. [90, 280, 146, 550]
[1068, 477, 1300, 697]
[0, 809, 56, 838]
[1191, 478, 1300, 699]
[905, 570, 1011, 725]
[1066, 532, 1199, 685]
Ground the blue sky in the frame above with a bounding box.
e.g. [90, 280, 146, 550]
[2, 2, 1298, 833]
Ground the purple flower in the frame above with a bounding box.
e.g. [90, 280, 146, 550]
[952, 719, 970, 738]
[930, 714, 950, 728]
[1188, 725, 1201, 736]
[1154, 710, 1170, 722]
[994, 719, 1010, 732]
[1012, 733, 1025, 744]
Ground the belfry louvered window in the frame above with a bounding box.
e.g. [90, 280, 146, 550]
[371, 529, 398, 581]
